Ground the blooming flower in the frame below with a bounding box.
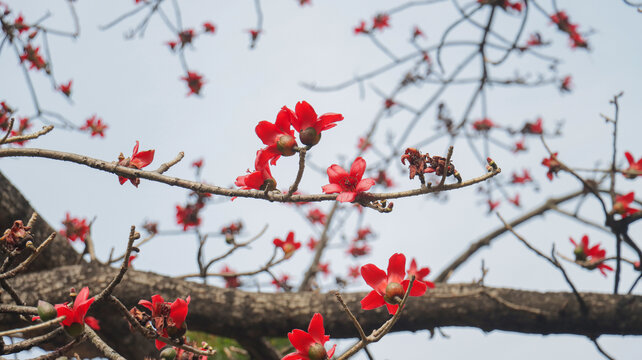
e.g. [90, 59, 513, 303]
[53, 287, 100, 336]
[623, 152, 642, 179]
[235, 150, 277, 191]
[473, 118, 495, 132]
[570, 235, 613, 276]
[8, 117, 31, 146]
[375, 170, 395, 188]
[283, 101, 343, 146]
[192, 158, 204, 169]
[272, 274, 291, 291]
[613, 192, 639, 218]
[307, 237, 318, 251]
[487, 199, 500, 212]
[372, 13, 390, 31]
[348, 265, 360, 279]
[139, 294, 191, 350]
[406, 259, 435, 287]
[181, 71, 204, 96]
[353, 21, 368, 35]
[80, 115, 108, 137]
[513, 138, 527, 153]
[322, 157, 375, 202]
[58, 80, 72, 97]
[19, 44, 47, 71]
[117, 141, 155, 187]
[273, 231, 301, 258]
[176, 203, 203, 231]
[357, 137, 371, 152]
[412, 26, 424, 39]
[509, 194, 521, 207]
[13, 14, 30, 34]
[347, 242, 370, 258]
[178, 29, 196, 46]
[526, 33, 543, 47]
[221, 265, 241, 288]
[541, 152, 561, 181]
[60, 213, 90, 242]
[318, 262, 330, 277]
[511, 169, 532, 184]
[360, 253, 428, 315]
[255, 107, 298, 166]
[521, 118, 543, 135]
[306, 208, 326, 225]
[356, 227, 373, 241]
[560, 76, 572, 92]
[283, 313, 336, 360]
[203, 22, 216, 33]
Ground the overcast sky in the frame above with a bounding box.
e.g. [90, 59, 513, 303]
[1, 0, 641, 359]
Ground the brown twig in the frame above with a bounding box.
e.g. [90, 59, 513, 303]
[94, 226, 139, 302]
[0, 232, 55, 280]
[1, 125, 54, 145]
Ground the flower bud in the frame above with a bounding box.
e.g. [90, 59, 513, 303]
[160, 347, 177, 360]
[299, 127, 321, 146]
[64, 322, 85, 337]
[37, 300, 57, 322]
[166, 322, 187, 339]
[383, 282, 404, 304]
[276, 134, 297, 156]
[260, 178, 277, 192]
[308, 343, 328, 360]
[573, 246, 586, 261]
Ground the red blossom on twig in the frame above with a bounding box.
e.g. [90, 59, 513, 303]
[80, 115, 108, 137]
[60, 213, 90, 242]
[283, 313, 336, 360]
[139, 294, 191, 350]
[541, 152, 561, 181]
[570, 235, 613, 276]
[117, 141, 155, 187]
[273, 231, 301, 258]
[322, 157, 375, 203]
[613, 192, 639, 218]
[623, 152, 642, 179]
[181, 71, 205, 96]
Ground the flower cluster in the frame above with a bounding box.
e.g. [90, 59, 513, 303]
[220, 265, 242, 288]
[0, 101, 15, 131]
[137, 294, 191, 350]
[181, 71, 205, 96]
[0, 220, 32, 251]
[401, 148, 460, 182]
[80, 115, 108, 137]
[176, 191, 210, 231]
[550, 11, 587, 49]
[511, 169, 532, 184]
[117, 141, 155, 187]
[19, 44, 47, 71]
[570, 235, 613, 276]
[347, 227, 373, 258]
[354, 13, 391, 34]
[61, 213, 90, 242]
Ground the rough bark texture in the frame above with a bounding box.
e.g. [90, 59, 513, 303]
[1, 171, 641, 359]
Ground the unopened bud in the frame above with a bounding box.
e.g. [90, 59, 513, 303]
[299, 127, 321, 146]
[160, 347, 177, 360]
[37, 300, 57, 322]
[308, 343, 328, 360]
[64, 322, 84, 337]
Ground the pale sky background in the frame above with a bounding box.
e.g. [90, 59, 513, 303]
[1, 0, 641, 359]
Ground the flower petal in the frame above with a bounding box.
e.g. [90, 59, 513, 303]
[360, 290, 386, 310]
[387, 253, 406, 284]
[295, 101, 318, 131]
[402, 278, 427, 296]
[307, 313, 325, 344]
[131, 150, 155, 169]
[318, 113, 343, 131]
[355, 178, 375, 193]
[55, 305, 74, 326]
[349, 157, 367, 180]
[276, 107, 296, 132]
[385, 303, 399, 315]
[360, 264, 387, 294]
[336, 191, 357, 203]
[625, 151, 634, 165]
[170, 297, 189, 327]
[84, 316, 100, 330]
[155, 339, 166, 350]
[74, 287, 90, 310]
[327, 164, 348, 185]
[288, 329, 314, 353]
[281, 353, 306, 360]
[321, 183, 342, 194]
[255, 121, 282, 146]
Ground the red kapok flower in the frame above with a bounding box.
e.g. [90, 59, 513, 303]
[356, 227, 373, 241]
[80, 115, 108, 137]
[541, 152, 561, 181]
[283, 313, 336, 360]
[509, 194, 521, 207]
[487, 199, 500, 212]
[53, 287, 100, 336]
[60, 213, 90, 242]
[513, 138, 527, 153]
[526, 33, 543, 47]
[255, 107, 298, 166]
[178, 29, 196, 46]
[353, 21, 368, 35]
[285, 101, 343, 146]
[570, 235, 613, 276]
[175, 203, 203, 231]
[522, 118, 543, 135]
[360, 253, 428, 315]
[235, 150, 277, 191]
[8, 117, 32, 146]
[348, 265, 360, 279]
[139, 294, 191, 350]
[181, 71, 204, 96]
[623, 152, 642, 179]
[117, 141, 155, 187]
[58, 80, 72, 97]
[372, 13, 390, 31]
[272, 274, 291, 291]
[560, 76, 572, 92]
[318, 262, 330, 277]
[613, 192, 639, 218]
[203, 22, 216, 33]
[412, 26, 424, 39]
[511, 169, 532, 184]
[0, 220, 31, 250]
[221, 265, 241, 288]
[407, 258, 435, 288]
[357, 137, 371, 152]
[307, 237, 318, 251]
[322, 157, 375, 203]
[306, 208, 326, 225]
[13, 14, 30, 34]
[347, 242, 370, 258]
[473, 118, 495, 132]
[192, 158, 204, 169]
[273, 231, 301, 258]
[19, 44, 47, 71]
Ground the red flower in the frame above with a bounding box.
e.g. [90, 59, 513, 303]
[54, 287, 100, 335]
[322, 157, 375, 203]
[0, 220, 31, 250]
[360, 253, 428, 315]
[526, 33, 543, 47]
[356, 227, 373, 241]
[117, 141, 155, 187]
[255, 107, 298, 166]
[192, 158, 204, 169]
[570, 235, 613, 276]
[58, 80, 72, 97]
[60, 213, 90, 242]
[384, 98, 396, 109]
[473, 118, 495, 132]
[513, 138, 527, 153]
[522, 118, 543, 135]
[8, 117, 32, 145]
[412, 26, 424, 39]
[307, 237, 318, 251]
[306, 208, 326, 225]
[511, 169, 532, 184]
[560, 76, 572, 92]
[284, 101, 343, 146]
[348, 265, 360, 279]
[178, 29, 196, 46]
[318, 262, 330, 277]
[272, 274, 291, 291]
[274, 231, 301, 258]
[175, 203, 203, 231]
[613, 192, 639, 218]
[353, 21, 368, 35]
[221, 265, 241, 288]
[299, 0, 312, 5]
[357, 137, 371, 152]
[248, 29, 261, 47]
[181, 71, 204, 96]
[487, 199, 500, 212]
[13, 14, 30, 34]
[203, 22, 216, 33]
[235, 150, 277, 191]
[372, 13, 390, 31]
[167, 41, 178, 50]
[623, 152, 642, 179]
[139, 294, 190, 350]
[541, 152, 561, 181]
[509, 194, 521, 207]
[347, 242, 370, 258]
[283, 313, 336, 360]
[19, 44, 47, 71]
[407, 258, 435, 288]
[80, 115, 108, 137]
